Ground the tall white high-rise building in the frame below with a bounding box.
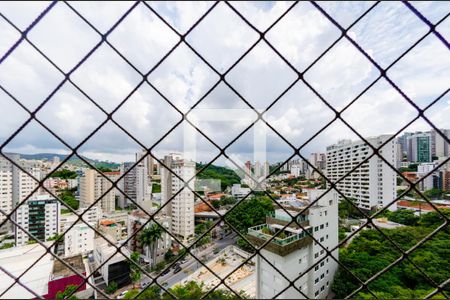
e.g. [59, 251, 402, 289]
[79, 169, 116, 213]
[161, 153, 195, 241]
[326, 135, 397, 211]
[135, 151, 152, 207]
[249, 189, 339, 299]
[15, 194, 60, 246]
[0, 154, 41, 233]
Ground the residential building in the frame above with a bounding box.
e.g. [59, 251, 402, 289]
[127, 211, 171, 265]
[291, 164, 303, 177]
[0, 154, 42, 232]
[431, 129, 449, 158]
[15, 194, 60, 246]
[93, 238, 131, 287]
[231, 184, 251, 200]
[417, 163, 438, 191]
[135, 151, 152, 208]
[79, 169, 116, 213]
[407, 132, 432, 163]
[99, 219, 127, 244]
[118, 162, 137, 208]
[248, 189, 338, 299]
[63, 222, 95, 257]
[326, 135, 397, 211]
[308, 153, 326, 177]
[160, 153, 196, 241]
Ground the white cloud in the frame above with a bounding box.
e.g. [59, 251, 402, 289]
[0, 2, 448, 163]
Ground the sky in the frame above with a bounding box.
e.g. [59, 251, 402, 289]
[0, 1, 449, 167]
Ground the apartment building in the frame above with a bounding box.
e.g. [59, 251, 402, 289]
[127, 211, 171, 265]
[118, 162, 137, 208]
[79, 169, 116, 213]
[248, 189, 338, 299]
[15, 194, 60, 246]
[161, 153, 195, 241]
[0, 154, 43, 232]
[326, 135, 397, 211]
[63, 222, 95, 257]
[407, 132, 432, 163]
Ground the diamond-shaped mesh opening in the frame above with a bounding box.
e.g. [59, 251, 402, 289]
[0, 1, 449, 299]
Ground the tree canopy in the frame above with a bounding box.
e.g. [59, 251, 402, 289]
[332, 209, 450, 299]
[225, 196, 274, 233]
[50, 169, 78, 179]
[196, 164, 241, 191]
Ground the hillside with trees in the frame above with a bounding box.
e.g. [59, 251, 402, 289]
[196, 163, 241, 191]
[332, 209, 450, 298]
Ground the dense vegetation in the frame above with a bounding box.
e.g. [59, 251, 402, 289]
[210, 196, 237, 209]
[58, 189, 79, 210]
[49, 169, 78, 179]
[196, 164, 241, 191]
[225, 196, 274, 253]
[332, 209, 450, 299]
[152, 183, 161, 193]
[55, 285, 79, 300]
[123, 281, 246, 299]
[398, 163, 418, 173]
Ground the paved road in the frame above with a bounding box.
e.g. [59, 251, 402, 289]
[141, 233, 237, 289]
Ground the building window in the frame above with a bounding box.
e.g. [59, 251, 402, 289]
[315, 278, 319, 284]
[315, 265, 319, 271]
[314, 226, 318, 232]
[315, 291, 319, 297]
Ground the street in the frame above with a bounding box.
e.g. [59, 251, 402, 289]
[141, 233, 237, 289]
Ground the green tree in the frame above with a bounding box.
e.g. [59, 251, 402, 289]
[105, 281, 118, 294]
[0, 243, 14, 249]
[162, 281, 246, 299]
[58, 189, 79, 210]
[332, 211, 450, 298]
[50, 169, 78, 179]
[386, 210, 419, 226]
[152, 183, 161, 193]
[225, 196, 274, 233]
[196, 164, 241, 191]
[139, 224, 163, 268]
[123, 286, 161, 299]
[129, 252, 142, 288]
[55, 285, 79, 300]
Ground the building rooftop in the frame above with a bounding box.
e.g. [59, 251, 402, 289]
[0, 243, 54, 298]
[52, 255, 85, 279]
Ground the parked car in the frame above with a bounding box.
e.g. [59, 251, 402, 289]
[172, 262, 180, 269]
[160, 268, 170, 276]
[173, 266, 182, 274]
[141, 281, 150, 289]
[117, 290, 129, 299]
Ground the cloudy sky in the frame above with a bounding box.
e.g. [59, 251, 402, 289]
[0, 1, 448, 167]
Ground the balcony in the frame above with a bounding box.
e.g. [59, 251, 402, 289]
[246, 223, 313, 256]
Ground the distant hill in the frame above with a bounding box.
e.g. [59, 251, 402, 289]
[5, 153, 120, 170]
[196, 163, 242, 191]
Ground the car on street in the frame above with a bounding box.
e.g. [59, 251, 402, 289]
[160, 267, 170, 276]
[117, 290, 129, 299]
[173, 265, 182, 274]
[141, 281, 150, 289]
[172, 262, 180, 269]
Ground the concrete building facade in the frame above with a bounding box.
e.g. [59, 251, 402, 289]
[326, 135, 397, 211]
[249, 189, 338, 299]
[15, 194, 60, 246]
